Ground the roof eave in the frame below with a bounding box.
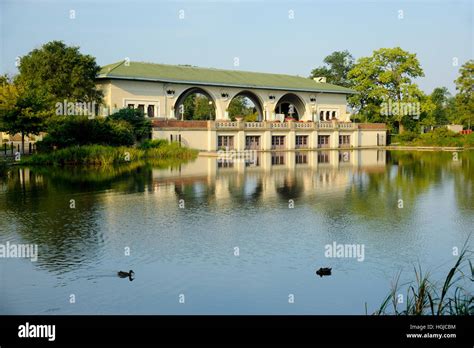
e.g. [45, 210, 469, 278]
[96, 75, 356, 95]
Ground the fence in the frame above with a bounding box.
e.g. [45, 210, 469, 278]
[0, 142, 36, 158]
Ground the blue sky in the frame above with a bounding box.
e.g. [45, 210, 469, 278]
[0, 0, 472, 94]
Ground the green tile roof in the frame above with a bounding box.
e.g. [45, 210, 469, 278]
[97, 61, 355, 94]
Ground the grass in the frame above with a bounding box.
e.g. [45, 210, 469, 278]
[372, 240, 473, 315]
[21, 141, 198, 166]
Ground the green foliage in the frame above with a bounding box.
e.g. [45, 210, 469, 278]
[0, 80, 51, 145]
[16, 41, 103, 105]
[0, 41, 104, 152]
[38, 108, 152, 151]
[228, 96, 257, 121]
[179, 94, 215, 120]
[374, 241, 473, 315]
[397, 130, 418, 142]
[393, 127, 474, 147]
[193, 95, 215, 120]
[108, 108, 152, 142]
[38, 116, 135, 150]
[414, 128, 464, 147]
[310, 50, 355, 87]
[138, 139, 169, 149]
[22, 143, 198, 166]
[348, 47, 425, 132]
[452, 60, 474, 128]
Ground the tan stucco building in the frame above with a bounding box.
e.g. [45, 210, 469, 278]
[96, 61, 386, 151]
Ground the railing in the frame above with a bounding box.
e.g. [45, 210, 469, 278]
[215, 121, 238, 128]
[161, 120, 368, 131]
[270, 122, 289, 129]
[318, 122, 334, 129]
[294, 122, 313, 129]
[245, 122, 265, 129]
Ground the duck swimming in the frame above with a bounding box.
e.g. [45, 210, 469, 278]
[316, 267, 332, 277]
[118, 270, 134, 279]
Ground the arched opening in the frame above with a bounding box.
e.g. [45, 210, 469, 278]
[227, 91, 264, 121]
[174, 87, 216, 120]
[275, 93, 305, 120]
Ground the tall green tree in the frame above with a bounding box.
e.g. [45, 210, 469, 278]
[453, 60, 473, 129]
[0, 79, 51, 153]
[348, 47, 425, 133]
[428, 87, 450, 126]
[310, 50, 355, 87]
[16, 41, 103, 105]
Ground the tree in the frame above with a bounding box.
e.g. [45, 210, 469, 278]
[310, 50, 355, 87]
[428, 87, 450, 126]
[108, 108, 152, 143]
[193, 95, 215, 120]
[0, 78, 51, 153]
[16, 41, 103, 106]
[348, 47, 425, 133]
[227, 96, 256, 121]
[453, 60, 474, 129]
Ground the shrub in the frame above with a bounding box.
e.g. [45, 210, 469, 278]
[37, 115, 135, 151]
[138, 139, 168, 150]
[414, 128, 463, 147]
[397, 131, 418, 143]
[108, 108, 152, 143]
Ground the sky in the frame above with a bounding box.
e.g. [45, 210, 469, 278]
[0, 0, 472, 94]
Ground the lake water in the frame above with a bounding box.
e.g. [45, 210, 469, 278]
[0, 150, 473, 314]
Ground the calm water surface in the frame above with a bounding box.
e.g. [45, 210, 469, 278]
[0, 150, 473, 314]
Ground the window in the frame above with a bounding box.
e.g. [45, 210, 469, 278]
[147, 105, 155, 118]
[217, 135, 234, 149]
[318, 135, 330, 148]
[218, 160, 234, 168]
[339, 135, 351, 147]
[318, 151, 330, 163]
[271, 152, 285, 165]
[319, 109, 338, 121]
[295, 152, 307, 164]
[271, 136, 285, 149]
[245, 136, 261, 150]
[137, 104, 145, 114]
[295, 135, 308, 149]
[127, 104, 135, 109]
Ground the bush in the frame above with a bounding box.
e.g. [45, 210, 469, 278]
[138, 139, 168, 150]
[108, 108, 152, 143]
[37, 115, 135, 151]
[397, 131, 418, 143]
[414, 128, 463, 147]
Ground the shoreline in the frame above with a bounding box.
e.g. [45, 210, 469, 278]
[199, 146, 473, 156]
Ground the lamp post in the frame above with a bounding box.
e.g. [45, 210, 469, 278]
[208, 100, 213, 120]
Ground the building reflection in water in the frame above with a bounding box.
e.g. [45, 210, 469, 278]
[148, 150, 388, 203]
